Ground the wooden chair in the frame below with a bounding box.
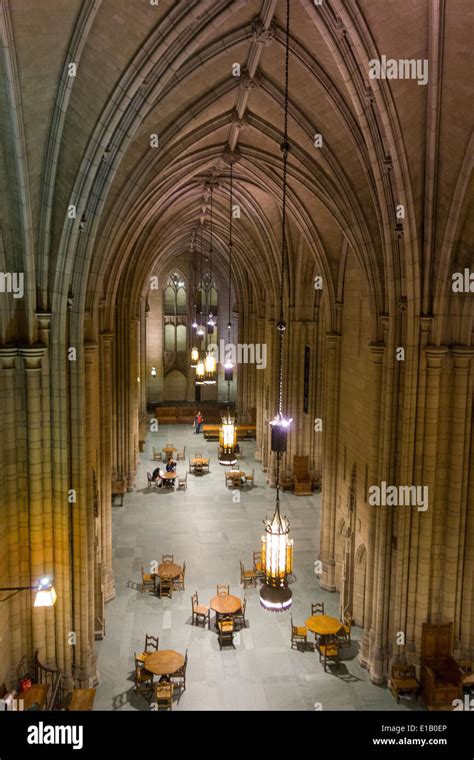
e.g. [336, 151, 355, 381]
[194, 451, 202, 458]
[389, 664, 420, 703]
[173, 562, 186, 591]
[421, 622, 463, 710]
[144, 634, 159, 653]
[152, 446, 162, 461]
[170, 649, 188, 693]
[203, 458, 210, 472]
[194, 462, 203, 476]
[311, 602, 324, 616]
[188, 458, 195, 474]
[240, 560, 257, 589]
[141, 564, 155, 594]
[155, 682, 173, 710]
[231, 474, 241, 489]
[245, 468, 255, 487]
[147, 472, 161, 490]
[291, 616, 308, 650]
[191, 591, 210, 628]
[134, 654, 154, 694]
[159, 576, 172, 599]
[217, 584, 229, 596]
[234, 597, 247, 630]
[338, 613, 352, 646]
[293, 455, 312, 496]
[177, 473, 188, 491]
[224, 471, 233, 487]
[176, 446, 185, 461]
[319, 636, 340, 671]
[162, 554, 174, 563]
[218, 617, 235, 650]
[253, 551, 265, 580]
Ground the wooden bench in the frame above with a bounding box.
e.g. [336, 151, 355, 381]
[69, 688, 96, 711]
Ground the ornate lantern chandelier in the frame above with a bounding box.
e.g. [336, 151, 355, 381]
[218, 412, 237, 466]
[260, 0, 293, 612]
[204, 349, 217, 384]
[195, 355, 206, 385]
[190, 346, 199, 368]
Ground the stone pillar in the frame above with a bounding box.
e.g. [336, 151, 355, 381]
[443, 347, 474, 644]
[84, 343, 99, 683]
[319, 333, 341, 591]
[0, 348, 22, 683]
[99, 331, 115, 602]
[359, 342, 385, 668]
[20, 347, 48, 660]
[413, 345, 448, 653]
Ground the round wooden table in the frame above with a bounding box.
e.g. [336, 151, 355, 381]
[157, 562, 182, 579]
[210, 594, 242, 627]
[306, 614, 343, 636]
[161, 472, 177, 487]
[144, 650, 184, 677]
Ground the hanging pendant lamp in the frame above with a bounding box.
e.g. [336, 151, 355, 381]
[204, 187, 217, 384]
[260, 0, 293, 612]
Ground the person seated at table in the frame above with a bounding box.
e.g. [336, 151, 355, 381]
[165, 457, 176, 474]
[151, 467, 163, 487]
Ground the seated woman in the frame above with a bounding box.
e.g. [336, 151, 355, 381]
[151, 466, 163, 487]
[165, 458, 177, 474]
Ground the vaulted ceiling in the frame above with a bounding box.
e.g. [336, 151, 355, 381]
[0, 0, 472, 343]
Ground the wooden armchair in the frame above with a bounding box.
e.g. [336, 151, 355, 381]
[141, 564, 155, 593]
[191, 592, 210, 628]
[389, 664, 420, 703]
[319, 636, 340, 672]
[173, 562, 186, 591]
[240, 560, 257, 589]
[291, 617, 308, 650]
[293, 456, 312, 496]
[218, 617, 235, 650]
[421, 623, 463, 710]
[155, 682, 173, 710]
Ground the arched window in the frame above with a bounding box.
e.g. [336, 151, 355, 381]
[164, 272, 187, 316]
[163, 272, 187, 353]
[196, 271, 218, 316]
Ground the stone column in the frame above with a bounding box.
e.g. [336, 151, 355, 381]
[0, 348, 22, 683]
[319, 333, 341, 591]
[99, 331, 115, 602]
[359, 342, 385, 668]
[413, 346, 448, 657]
[84, 342, 99, 683]
[443, 347, 474, 643]
[20, 347, 47, 659]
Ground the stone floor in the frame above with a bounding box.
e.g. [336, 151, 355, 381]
[95, 424, 424, 711]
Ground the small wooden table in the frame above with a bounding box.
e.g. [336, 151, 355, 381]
[161, 472, 177, 487]
[191, 457, 209, 466]
[163, 447, 177, 455]
[306, 615, 343, 637]
[22, 684, 49, 710]
[226, 470, 246, 488]
[157, 562, 182, 579]
[144, 650, 184, 677]
[210, 594, 242, 627]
